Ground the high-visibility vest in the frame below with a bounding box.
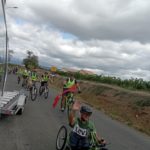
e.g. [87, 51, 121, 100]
[64, 78, 75, 88]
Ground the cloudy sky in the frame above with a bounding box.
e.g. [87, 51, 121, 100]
[4, 0, 150, 80]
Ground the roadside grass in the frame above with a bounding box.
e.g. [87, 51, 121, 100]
[135, 99, 150, 107]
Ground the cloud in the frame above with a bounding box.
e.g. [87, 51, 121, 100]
[3, 0, 150, 81]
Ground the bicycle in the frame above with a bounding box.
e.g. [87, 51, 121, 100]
[56, 125, 109, 150]
[30, 81, 38, 101]
[61, 92, 74, 119]
[39, 82, 49, 99]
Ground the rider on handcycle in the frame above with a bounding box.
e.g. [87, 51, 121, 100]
[68, 102, 106, 150]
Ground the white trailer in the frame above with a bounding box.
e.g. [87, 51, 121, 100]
[0, 91, 27, 117]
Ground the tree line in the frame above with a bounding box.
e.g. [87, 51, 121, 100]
[57, 71, 150, 91]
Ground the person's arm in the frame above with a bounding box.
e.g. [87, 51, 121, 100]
[69, 100, 81, 127]
[69, 109, 76, 127]
[96, 133, 106, 144]
[90, 123, 106, 144]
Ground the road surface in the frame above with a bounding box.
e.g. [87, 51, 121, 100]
[0, 74, 150, 150]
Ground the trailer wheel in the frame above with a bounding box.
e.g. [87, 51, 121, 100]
[17, 108, 23, 115]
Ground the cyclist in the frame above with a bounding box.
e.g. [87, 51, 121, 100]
[68, 102, 106, 150]
[61, 73, 81, 111]
[40, 72, 49, 91]
[31, 70, 38, 81]
[22, 68, 29, 87]
[28, 70, 38, 90]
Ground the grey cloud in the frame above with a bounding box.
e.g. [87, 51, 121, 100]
[11, 0, 150, 42]
[5, 0, 150, 80]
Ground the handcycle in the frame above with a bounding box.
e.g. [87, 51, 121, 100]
[56, 125, 109, 150]
[39, 82, 49, 99]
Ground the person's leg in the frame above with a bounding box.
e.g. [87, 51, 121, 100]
[41, 81, 45, 93]
[61, 94, 66, 111]
[61, 88, 68, 111]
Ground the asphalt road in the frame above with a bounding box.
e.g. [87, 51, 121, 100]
[0, 74, 150, 150]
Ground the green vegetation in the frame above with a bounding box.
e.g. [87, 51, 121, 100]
[57, 70, 150, 91]
[135, 99, 150, 107]
[23, 51, 39, 69]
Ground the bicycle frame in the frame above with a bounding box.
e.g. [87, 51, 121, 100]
[66, 92, 74, 107]
[90, 132, 100, 150]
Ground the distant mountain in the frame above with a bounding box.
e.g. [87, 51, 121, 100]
[10, 58, 22, 65]
[39, 65, 50, 70]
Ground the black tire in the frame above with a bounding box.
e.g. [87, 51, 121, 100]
[17, 108, 23, 115]
[67, 98, 74, 120]
[67, 103, 71, 121]
[39, 86, 43, 96]
[64, 146, 70, 150]
[31, 86, 37, 101]
[56, 125, 68, 150]
[44, 87, 49, 99]
[60, 97, 67, 112]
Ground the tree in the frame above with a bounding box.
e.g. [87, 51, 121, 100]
[23, 50, 39, 69]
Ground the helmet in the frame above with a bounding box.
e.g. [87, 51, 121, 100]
[80, 106, 92, 115]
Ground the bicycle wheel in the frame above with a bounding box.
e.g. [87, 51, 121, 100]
[39, 86, 43, 96]
[67, 98, 73, 120]
[56, 125, 68, 150]
[44, 87, 49, 99]
[31, 86, 37, 101]
[61, 96, 67, 112]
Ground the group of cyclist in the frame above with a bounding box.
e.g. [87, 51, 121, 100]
[57, 73, 106, 150]
[17, 68, 49, 93]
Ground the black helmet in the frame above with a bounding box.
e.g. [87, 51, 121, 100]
[80, 106, 92, 115]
